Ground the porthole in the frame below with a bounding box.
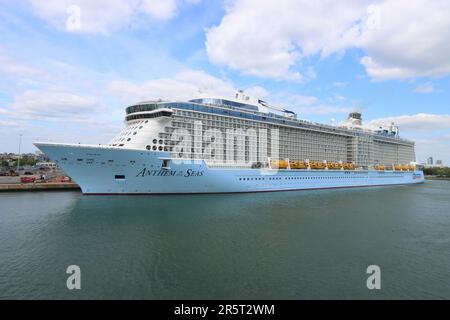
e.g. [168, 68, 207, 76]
[145, 120, 148, 123]
[146, 145, 151, 150]
[153, 139, 157, 144]
[139, 126, 143, 129]
[158, 139, 163, 144]
[133, 132, 137, 135]
[152, 146, 157, 150]
[158, 146, 163, 151]
[127, 138, 131, 141]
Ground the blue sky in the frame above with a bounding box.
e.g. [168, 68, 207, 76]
[1, 0, 449, 164]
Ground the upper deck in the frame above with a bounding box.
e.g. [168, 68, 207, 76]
[124, 98, 414, 146]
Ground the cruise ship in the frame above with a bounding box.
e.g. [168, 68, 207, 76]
[34, 91, 424, 194]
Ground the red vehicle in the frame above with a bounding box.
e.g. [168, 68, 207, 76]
[20, 177, 36, 183]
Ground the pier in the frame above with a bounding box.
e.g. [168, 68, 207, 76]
[0, 182, 80, 192]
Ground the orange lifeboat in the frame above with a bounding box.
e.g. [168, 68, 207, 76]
[289, 161, 308, 169]
[401, 164, 410, 171]
[298, 162, 308, 169]
[270, 160, 289, 169]
[328, 162, 343, 170]
[343, 163, 355, 170]
[289, 161, 300, 169]
[310, 161, 326, 169]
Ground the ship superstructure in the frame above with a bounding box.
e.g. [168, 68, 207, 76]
[109, 91, 416, 169]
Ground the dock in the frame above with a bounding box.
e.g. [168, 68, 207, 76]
[425, 176, 450, 181]
[0, 182, 80, 192]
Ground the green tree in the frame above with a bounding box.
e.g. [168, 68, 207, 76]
[422, 167, 450, 176]
[12, 156, 37, 167]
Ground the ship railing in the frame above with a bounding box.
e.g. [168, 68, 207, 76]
[164, 100, 413, 143]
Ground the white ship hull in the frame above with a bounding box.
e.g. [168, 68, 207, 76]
[35, 143, 425, 195]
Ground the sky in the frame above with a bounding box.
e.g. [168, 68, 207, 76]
[0, 0, 449, 164]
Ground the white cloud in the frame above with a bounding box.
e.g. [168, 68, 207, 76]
[366, 113, 450, 133]
[413, 83, 434, 94]
[206, 0, 366, 80]
[0, 119, 18, 129]
[271, 93, 352, 115]
[283, 94, 318, 107]
[1, 88, 122, 150]
[141, 0, 178, 20]
[359, 56, 413, 81]
[243, 86, 269, 100]
[108, 69, 236, 104]
[27, 0, 201, 34]
[8, 90, 101, 120]
[108, 70, 353, 116]
[359, 0, 450, 81]
[0, 50, 48, 79]
[206, 0, 450, 81]
[28, 0, 136, 34]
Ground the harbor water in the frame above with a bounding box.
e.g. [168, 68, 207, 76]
[0, 181, 449, 299]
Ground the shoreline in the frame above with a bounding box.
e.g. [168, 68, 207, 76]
[0, 182, 80, 192]
[425, 176, 450, 181]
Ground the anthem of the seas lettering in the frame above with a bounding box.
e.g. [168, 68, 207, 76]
[34, 90, 424, 194]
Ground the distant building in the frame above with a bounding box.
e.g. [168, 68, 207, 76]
[423, 158, 445, 168]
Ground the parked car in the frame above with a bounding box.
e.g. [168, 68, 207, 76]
[20, 177, 36, 183]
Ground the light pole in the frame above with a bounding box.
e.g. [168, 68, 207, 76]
[17, 134, 22, 175]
